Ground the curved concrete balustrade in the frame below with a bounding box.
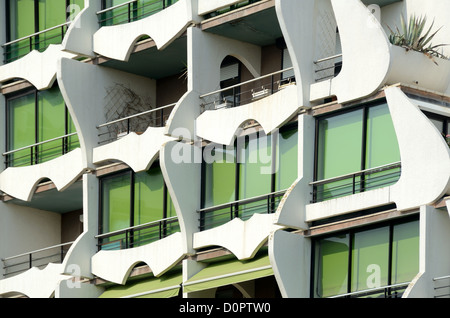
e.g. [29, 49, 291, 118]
[93, 0, 197, 61]
[0, 45, 77, 90]
[0, 263, 70, 298]
[0, 148, 85, 202]
[93, 127, 176, 173]
[196, 84, 299, 146]
[91, 232, 184, 285]
[306, 86, 450, 222]
[193, 213, 283, 261]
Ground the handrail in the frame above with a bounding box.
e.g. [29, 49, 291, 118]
[1, 241, 74, 262]
[96, 0, 137, 15]
[434, 275, 450, 281]
[2, 22, 72, 47]
[95, 216, 179, 239]
[197, 189, 287, 213]
[96, 103, 176, 129]
[199, 67, 294, 99]
[313, 53, 342, 64]
[2, 132, 78, 156]
[310, 161, 401, 186]
[328, 281, 411, 298]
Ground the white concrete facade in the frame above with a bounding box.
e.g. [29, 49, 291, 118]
[0, 0, 448, 299]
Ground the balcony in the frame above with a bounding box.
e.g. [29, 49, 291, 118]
[2, 22, 71, 65]
[198, 190, 286, 231]
[434, 275, 450, 298]
[97, 0, 179, 27]
[328, 281, 411, 298]
[202, 0, 262, 19]
[2, 242, 73, 279]
[310, 162, 401, 203]
[96, 103, 176, 145]
[96, 217, 180, 251]
[200, 67, 295, 112]
[3, 132, 79, 168]
[313, 54, 342, 83]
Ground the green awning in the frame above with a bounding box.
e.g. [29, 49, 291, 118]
[99, 271, 182, 298]
[183, 253, 273, 293]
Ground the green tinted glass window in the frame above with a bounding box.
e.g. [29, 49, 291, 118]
[8, 92, 36, 167]
[351, 226, 390, 295]
[134, 167, 164, 225]
[102, 172, 132, 234]
[391, 220, 419, 284]
[313, 234, 350, 298]
[275, 127, 298, 191]
[37, 86, 66, 163]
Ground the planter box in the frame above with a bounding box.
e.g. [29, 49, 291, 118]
[386, 44, 450, 93]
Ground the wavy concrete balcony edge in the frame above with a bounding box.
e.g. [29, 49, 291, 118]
[93, 0, 195, 61]
[93, 127, 176, 173]
[196, 84, 299, 146]
[91, 232, 184, 285]
[0, 263, 69, 298]
[193, 213, 284, 261]
[0, 148, 85, 202]
[0, 45, 77, 90]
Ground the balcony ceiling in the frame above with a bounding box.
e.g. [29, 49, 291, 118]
[202, 6, 282, 47]
[99, 36, 188, 80]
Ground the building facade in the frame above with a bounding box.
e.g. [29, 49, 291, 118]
[0, 0, 449, 299]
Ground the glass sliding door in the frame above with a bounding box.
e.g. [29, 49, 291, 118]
[274, 126, 298, 191]
[316, 109, 364, 201]
[37, 85, 66, 163]
[7, 92, 36, 167]
[7, 0, 35, 62]
[312, 217, 419, 298]
[364, 104, 400, 190]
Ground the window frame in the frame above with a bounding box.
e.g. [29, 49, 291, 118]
[5, 84, 77, 167]
[310, 214, 420, 298]
[313, 98, 401, 201]
[98, 163, 172, 238]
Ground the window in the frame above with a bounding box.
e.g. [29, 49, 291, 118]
[5, 0, 85, 63]
[312, 216, 419, 298]
[314, 100, 401, 202]
[99, 163, 178, 250]
[200, 124, 298, 230]
[100, 0, 178, 26]
[425, 111, 450, 147]
[6, 84, 79, 167]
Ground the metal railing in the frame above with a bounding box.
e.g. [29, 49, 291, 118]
[96, 216, 180, 251]
[434, 275, 450, 298]
[310, 162, 401, 203]
[2, 242, 74, 278]
[200, 67, 295, 113]
[3, 132, 79, 168]
[2, 22, 71, 64]
[328, 282, 411, 298]
[97, 0, 178, 26]
[96, 103, 176, 145]
[313, 53, 342, 82]
[198, 189, 286, 231]
[204, 0, 261, 18]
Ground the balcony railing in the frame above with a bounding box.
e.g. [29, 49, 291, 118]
[200, 67, 295, 113]
[3, 132, 79, 168]
[96, 216, 180, 251]
[434, 275, 450, 298]
[2, 242, 74, 278]
[97, 0, 178, 27]
[2, 22, 71, 64]
[328, 282, 411, 298]
[313, 53, 342, 82]
[198, 189, 287, 231]
[96, 103, 175, 145]
[310, 162, 401, 203]
[204, 0, 262, 19]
